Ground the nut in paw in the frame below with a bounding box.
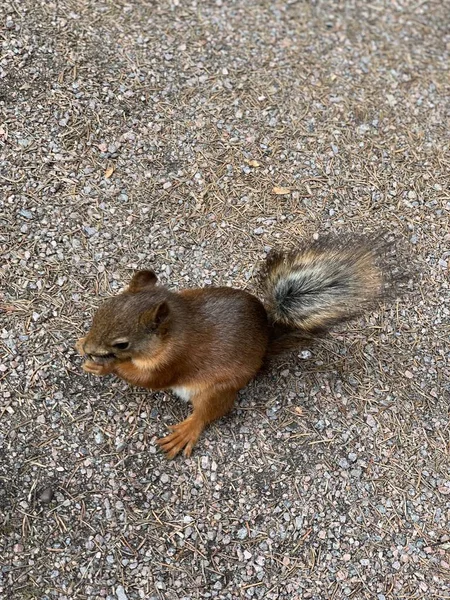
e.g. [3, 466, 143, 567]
[82, 359, 113, 376]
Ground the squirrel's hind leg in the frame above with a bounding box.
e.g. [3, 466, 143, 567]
[156, 388, 237, 459]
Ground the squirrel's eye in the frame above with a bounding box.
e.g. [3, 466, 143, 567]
[112, 341, 129, 350]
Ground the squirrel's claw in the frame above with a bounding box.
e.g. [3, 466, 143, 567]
[156, 416, 203, 459]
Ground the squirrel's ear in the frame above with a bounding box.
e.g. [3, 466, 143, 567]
[128, 270, 158, 293]
[139, 301, 170, 332]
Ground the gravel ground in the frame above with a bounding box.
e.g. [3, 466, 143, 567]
[1, 0, 449, 598]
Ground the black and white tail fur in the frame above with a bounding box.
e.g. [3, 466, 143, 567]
[260, 233, 406, 354]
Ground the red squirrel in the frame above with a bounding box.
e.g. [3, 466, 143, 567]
[76, 233, 402, 458]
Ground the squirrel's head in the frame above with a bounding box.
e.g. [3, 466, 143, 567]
[76, 270, 172, 364]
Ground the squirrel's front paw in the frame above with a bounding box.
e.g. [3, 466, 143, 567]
[75, 337, 87, 355]
[82, 359, 113, 376]
[156, 416, 203, 459]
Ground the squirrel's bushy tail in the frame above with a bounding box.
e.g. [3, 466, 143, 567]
[260, 233, 405, 354]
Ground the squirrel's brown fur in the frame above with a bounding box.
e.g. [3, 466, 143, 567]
[76, 233, 404, 458]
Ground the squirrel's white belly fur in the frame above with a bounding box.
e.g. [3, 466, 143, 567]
[170, 386, 192, 402]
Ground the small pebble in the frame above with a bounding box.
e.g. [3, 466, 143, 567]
[37, 486, 54, 504]
[366, 414, 377, 428]
[116, 585, 128, 600]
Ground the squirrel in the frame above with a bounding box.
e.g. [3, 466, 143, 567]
[76, 233, 402, 459]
